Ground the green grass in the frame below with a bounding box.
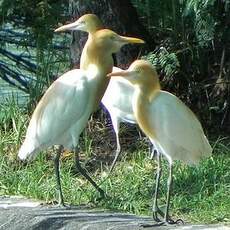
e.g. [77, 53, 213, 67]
[0, 101, 229, 224]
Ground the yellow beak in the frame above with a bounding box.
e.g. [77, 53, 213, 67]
[119, 36, 145, 44]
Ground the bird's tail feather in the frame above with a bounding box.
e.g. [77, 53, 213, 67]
[190, 135, 212, 165]
[202, 135, 212, 157]
[18, 139, 38, 161]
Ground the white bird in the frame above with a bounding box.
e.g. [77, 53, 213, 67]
[18, 16, 144, 206]
[101, 72, 139, 171]
[60, 14, 151, 171]
[107, 59, 212, 224]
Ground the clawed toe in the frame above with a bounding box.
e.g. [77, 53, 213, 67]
[53, 202, 70, 209]
[153, 216, 161, 223]
[166, 217, 184, 225]
[140, 217, 184, 228]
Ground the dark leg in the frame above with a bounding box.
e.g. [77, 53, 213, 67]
[164, 163, 173, 222]
[139, 160, 165, 229]
[141, 159, 183, 228]
[54, 145, 65, 206]
[152, 153, 165, 221]
[164, 163, 184, 225]
[74, 147, 105, 199]
[140, 153, 164, 228]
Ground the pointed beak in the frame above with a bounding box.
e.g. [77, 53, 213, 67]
[107, 70, 135, 78]
[118, 36, 145, 44]
[55, 21, 81, 32]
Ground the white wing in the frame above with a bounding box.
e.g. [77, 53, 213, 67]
[20, 69, 89, 157]
[102, 67, 136, 123]
[150, 91, 212, 164]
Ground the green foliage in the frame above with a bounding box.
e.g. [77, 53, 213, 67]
[184, 0, 216, 47]
[0, 98, 27, 134]
[0, 100, 28, 164]
[133, 0, 219, 47]
[27, 45, 70, 110]
[0, 0, 70, 109]
[0, 0, 67, 48]
[132, 0, 230, 131]
[143, 48, 180, 79]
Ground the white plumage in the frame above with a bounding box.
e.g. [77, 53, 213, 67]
[108, 59, 212, 224]
[102, 67, 135, 126]
[18, 69, 91, 160]
[101, 68, 137, 168]
[147, 90, 212, 165]
[18, 17, 145, 206]
[65, 14, 151, 171]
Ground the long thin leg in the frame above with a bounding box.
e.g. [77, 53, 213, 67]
[109, 117, 121, 173]
[164, 163, 183, 224]
[165, 163, 173, 222]
[74, 147, 105, 199]
[54, 145, 65, 206]
[109, 134, 121, 173]
[142, 157, 183, 228]
[149, 143, 157, 160]
[152, 153, 164, 221]
[139, 155, 165, 228]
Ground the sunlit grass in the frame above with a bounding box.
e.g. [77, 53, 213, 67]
[0, 101, 229, 224]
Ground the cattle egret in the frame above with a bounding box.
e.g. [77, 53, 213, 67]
[108, 60, 212, 224]
[18, 17, 144, 206]
[57, 14, 152, 172]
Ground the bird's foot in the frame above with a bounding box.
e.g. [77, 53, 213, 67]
[56, 203, 70, 209]
[140, 218, 183, 228]
[164, 217, 184, 225]
[140, 209, 165, 228]
[98, 188, 106, 200]
[152, 206, 165, 221]
[49, 200, 71, 209]
[141, 209, 183, 228]
[90, 189, 109, 203]
[152, 212, 162, 223]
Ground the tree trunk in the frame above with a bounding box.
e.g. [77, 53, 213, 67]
[68, 0, 154, 68]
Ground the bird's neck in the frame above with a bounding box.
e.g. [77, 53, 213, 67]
[132, 86, 160, 140]
[88, 25, 103, 34]
[80, 33, 94, 69]
[81, 35, 113, 73]
[81, 35, 113, 110]
[140, 78, 161, 101]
